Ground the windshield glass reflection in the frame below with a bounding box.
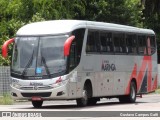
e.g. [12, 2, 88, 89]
[11, 35, 68, 78]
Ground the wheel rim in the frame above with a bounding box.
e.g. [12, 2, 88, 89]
[82, 90, 87, 101]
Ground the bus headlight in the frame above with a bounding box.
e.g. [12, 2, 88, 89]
[12, 83, 21, 89]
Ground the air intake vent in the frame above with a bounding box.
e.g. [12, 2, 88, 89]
[21, 92, 51, 97]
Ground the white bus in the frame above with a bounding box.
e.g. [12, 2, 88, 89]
[2, 20, 158, 108]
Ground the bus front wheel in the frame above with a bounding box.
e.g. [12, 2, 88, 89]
[32, 101, 43, 108]
[87, 98, 98, 105]
[76, 85, 88, 107]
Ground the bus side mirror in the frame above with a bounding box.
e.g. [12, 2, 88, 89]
[2, 38, 14, 58]
[64, 36, 75, 56]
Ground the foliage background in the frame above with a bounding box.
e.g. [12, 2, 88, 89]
[0, 0, 160, 65]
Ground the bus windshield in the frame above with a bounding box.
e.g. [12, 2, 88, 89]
[11, 35, 68, 78]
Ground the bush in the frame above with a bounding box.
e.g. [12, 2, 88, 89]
[0, 93, 13, 105]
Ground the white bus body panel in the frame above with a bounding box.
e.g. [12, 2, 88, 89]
[11, 71, 81, 100]
[11, 20, 157, 101]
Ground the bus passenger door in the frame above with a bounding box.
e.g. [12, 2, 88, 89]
[68, 41, 84, 98]
[69, 28, 86, 98]
[68, 42, 77, 98]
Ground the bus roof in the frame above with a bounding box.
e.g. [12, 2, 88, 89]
[16, 20, 155, 36]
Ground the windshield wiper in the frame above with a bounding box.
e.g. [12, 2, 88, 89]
[21, 49, 34, 77]
[41, 55, 51, 78]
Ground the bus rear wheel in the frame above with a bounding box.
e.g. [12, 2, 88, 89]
[32, 101, 43, 108]
[119, 81, 137, 103]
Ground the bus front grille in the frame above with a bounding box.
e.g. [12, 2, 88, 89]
[20, 86, 53, 90]
[21, 92, 51, 97]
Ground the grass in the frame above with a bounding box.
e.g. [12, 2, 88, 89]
[0, 93, 13, 105]
[155, 88, 160, 94]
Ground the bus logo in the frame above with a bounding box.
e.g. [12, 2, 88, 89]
[101, 60, 116, 71]
[34, 86, 38, 90]
[30, 82, 43, 86]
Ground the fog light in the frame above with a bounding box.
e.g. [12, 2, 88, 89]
[11, 92, 17, 97]
[57, 91, 65, 96]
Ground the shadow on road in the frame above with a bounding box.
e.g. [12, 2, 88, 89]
[16, 101, 148, 110]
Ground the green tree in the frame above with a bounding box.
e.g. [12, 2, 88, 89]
[0, 0, 144, 65]
[142, 0, 160, 62]
[72, 0, 143, 27]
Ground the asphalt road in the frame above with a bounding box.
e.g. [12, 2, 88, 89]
[0, 94, 160, 120]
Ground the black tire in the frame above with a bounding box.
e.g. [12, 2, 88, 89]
[119, 81, 137, 103]
[76, 85, 88, 107]
[87, 98, 98, 106]
[129, 82, 137, 102]
[32, 101, 43, 108]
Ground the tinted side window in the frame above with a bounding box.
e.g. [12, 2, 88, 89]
[100, 32, 106, 52]
[86, 30, 99, 53]
[68, 28, 85, 72]
[99, 32, 113, 53]
[113, 33, 126, 53]
[138, 35, 147, 55]
[72, 28, 85, 58]
[150, 36, 156, 48]
[147, 36, 156, 55]
[68, 42, 77, 72]
[126, 34, 137, 54]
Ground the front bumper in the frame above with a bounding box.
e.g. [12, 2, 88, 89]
[10, 84, 69, 100]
